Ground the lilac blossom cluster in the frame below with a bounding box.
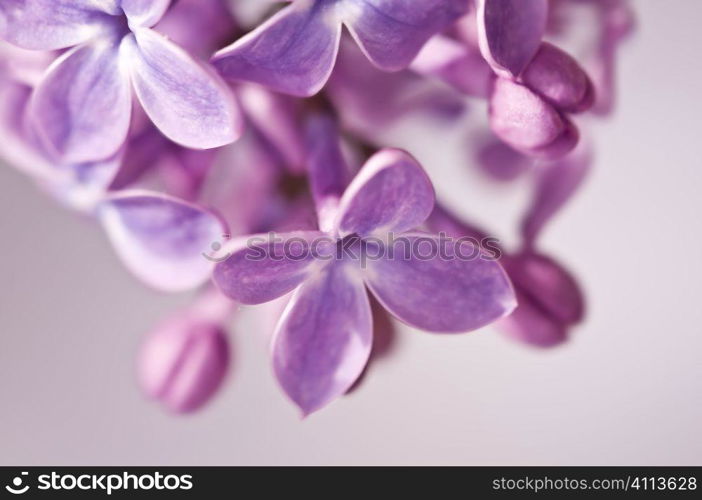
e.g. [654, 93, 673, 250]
[0, 0, 634, 415]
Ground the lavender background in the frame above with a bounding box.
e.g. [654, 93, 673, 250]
[1, 2, 700, 465]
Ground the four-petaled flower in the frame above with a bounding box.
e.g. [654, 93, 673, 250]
[213, 143, 516, 414]
[0, 0, 242, 164]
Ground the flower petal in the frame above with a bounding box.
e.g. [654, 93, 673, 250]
[29, 39, 132, 164]
[213, 231, 329, 305]
[273, 262, 372, 415]
[124, 28, 242, 150]
[364, 234, 516, 333]
[335, 149, 435, 238]
[121, 0, 171, 28]
[343, 0, 469, 70]
[0, 0, 118, 50]
[211, 2, 342, 97]
[476, 0, 548, 77]
[98, 191, 227, 292]
[489, 77, 578, 159]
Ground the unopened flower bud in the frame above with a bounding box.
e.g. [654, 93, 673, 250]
[489, 77, 578, 159]
[138, 316, 229, 413]
[521, 42, 594, 113]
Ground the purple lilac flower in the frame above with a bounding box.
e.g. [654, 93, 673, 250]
[212, 115, 516, 414]
[211, 0, 470, 96]
[0, 0, 243, 164]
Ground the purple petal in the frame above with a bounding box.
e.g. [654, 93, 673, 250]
[477, 0, 548, 77]
[521, 42, 594, 113]
[211, 2, 342, 97]
[98, 191, 227, 292]
[521, 144, 591, 245]
[364, 234, 516, 332]
[121, 0, 170, 28]
[0, 0, 118, 50]
[124, 28, 242, 150]
[335, 149, 435, 237]
[29, 40, 132, 164]
[139, 314, 229, 413]
[273, 262, 372, 415]
[489, 77, 578, 159]
[213, 231, 329, 305]
[343, 0, 469, 71]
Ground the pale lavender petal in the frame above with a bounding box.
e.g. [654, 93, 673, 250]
[124, 28, 242, 150]
[477, 0, 548, 77]
[98, 191, 227, 292]
[211, 2, 342, 96]
[29, 40, 132, 164]
[122, 0, 171, 28]
[364, 234, 516, 332]
[0, 0, 118, 50]
[139, 314, 229, 413]
[521, 42, 594, 113]
[335, 149, 435, 237]
[273, 262, 372, 415]
[521, 144, 592, 245]
[343, 0, 469, 70]
[213, 231, 329, 305]
[489, 77, 578, 159]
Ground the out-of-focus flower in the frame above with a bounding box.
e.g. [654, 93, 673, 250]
[212, 0, 470, 96]
[326, 40, 466, 141]
[0, 0, 242, 163]
[213, 114, 516, 414]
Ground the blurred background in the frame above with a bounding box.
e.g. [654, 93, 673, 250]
[1, 1, 700, 465]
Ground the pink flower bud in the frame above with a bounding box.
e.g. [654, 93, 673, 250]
[489, 77, 578, 159]
[521, 42, 594, 113]
[500, 252, 585, 347]
[138, 316, 230, 413]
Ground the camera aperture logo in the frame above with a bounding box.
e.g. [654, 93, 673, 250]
[4, 471, 193, 495]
